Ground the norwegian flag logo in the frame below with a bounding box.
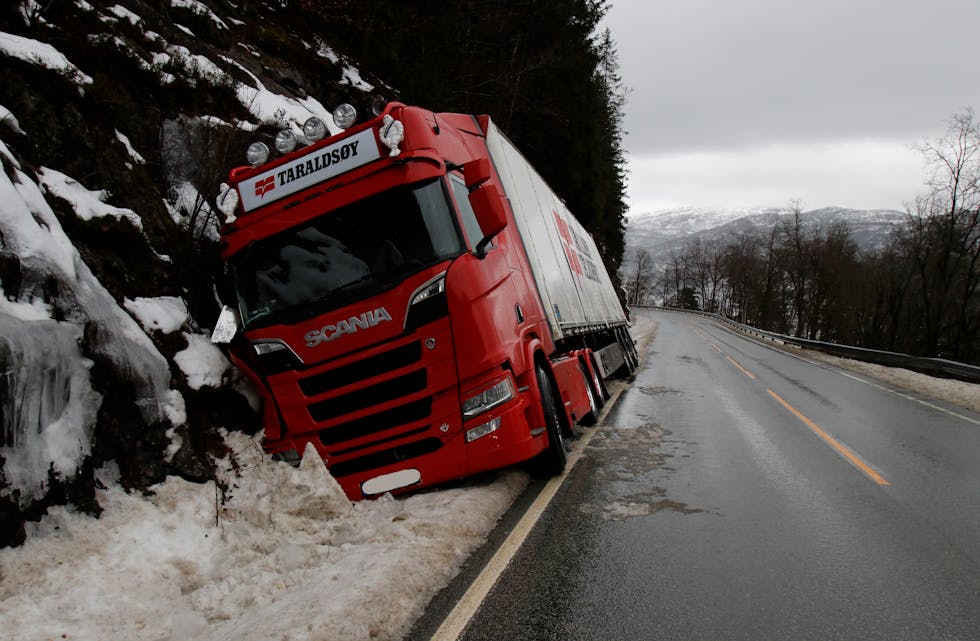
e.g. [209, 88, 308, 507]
[255, 176, 276, 198]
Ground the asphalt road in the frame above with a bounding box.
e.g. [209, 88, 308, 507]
[442, 310, 980, 641]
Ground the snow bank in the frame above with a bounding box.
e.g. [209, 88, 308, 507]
[0, 433, 528, 641]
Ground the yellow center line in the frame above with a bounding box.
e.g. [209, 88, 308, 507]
[767, 388, 891, 487]
[708, 341, 723, 353]
[726, 355, 757, 379]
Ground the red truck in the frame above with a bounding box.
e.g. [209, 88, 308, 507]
[213, 102, 636, 499]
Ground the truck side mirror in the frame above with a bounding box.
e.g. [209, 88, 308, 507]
[468, 183, 508, 257]
[462, 158, 492, 189]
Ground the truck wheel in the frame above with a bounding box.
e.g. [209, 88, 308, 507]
[530, 365, 567, 477]
[580, 363, 601, 427]
[590, 353, 610, 401]
[618, 327, 639, 376]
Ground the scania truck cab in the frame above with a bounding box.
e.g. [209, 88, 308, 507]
[215, 102, 636, 500]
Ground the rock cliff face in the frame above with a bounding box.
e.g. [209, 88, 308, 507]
[0, 0, 382, 546]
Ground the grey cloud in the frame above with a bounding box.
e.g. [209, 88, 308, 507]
[606, 0, 980, 154]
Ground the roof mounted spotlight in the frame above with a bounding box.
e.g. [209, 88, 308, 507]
[246, 141, 270, 166]
[332, 103, 357, 130]
[274, 129, 297, 154]
[303, 116, 327, 142]
[371, 95, 387, 116]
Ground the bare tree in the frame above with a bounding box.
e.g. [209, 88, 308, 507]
[903, 108, 980, 359]
[622, 249, 653, 305]
[777, 200, 812, 337]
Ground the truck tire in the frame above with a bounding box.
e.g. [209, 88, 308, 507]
[590, 353, 610, 401]
[530, 365, 567, 477]
[618, 327, 639, 376]
[579, 363, 601, 427]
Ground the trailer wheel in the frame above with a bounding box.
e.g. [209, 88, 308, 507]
[617, 327, 639, 377]
[590, 353, 610, 401]
[579, 363, 601, 427]
[530, 365, 567, 477]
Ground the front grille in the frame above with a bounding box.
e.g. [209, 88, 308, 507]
[318, 397, 432, 447]
[307, 369, 427, 423]
[298, 341, 421, 397]
[329, 425, 430, 457]
[329, 437, 443, 478]
[289, 328, 450, 481]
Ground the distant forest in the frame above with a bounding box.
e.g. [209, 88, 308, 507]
[624, 110, 980, 365]
[302, 0, 629, 277]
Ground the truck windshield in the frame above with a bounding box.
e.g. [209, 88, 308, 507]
[231, 178, 464, 329]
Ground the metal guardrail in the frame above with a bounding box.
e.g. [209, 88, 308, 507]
[635, 306, 980, 385]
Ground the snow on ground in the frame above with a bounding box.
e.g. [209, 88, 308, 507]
[38, 167, 143, 229]
[0, 30, 93, 87]
[0, 433, 528, 641]
[175, 333, 231, 389]
[0, 308, 766, 641]
[163, 180, 221, 240]
[311, 39, 375, 92]
[115, 129, 146, 164]
[124, 295, 188, 334]
[171, 0, 229, 30]
[106, 3, 143, 26]
[0, 103, 24, 135]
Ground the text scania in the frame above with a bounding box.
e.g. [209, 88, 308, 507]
[278, 140, 360, 186]
[305, 307, 392, 347]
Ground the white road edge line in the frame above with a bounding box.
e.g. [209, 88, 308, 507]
[428, 391, 620, 641]
[705, 319, 980, 427]
[815, 363, 980, 427]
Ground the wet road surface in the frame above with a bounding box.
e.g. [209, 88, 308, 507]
[441, 310, 980, 641]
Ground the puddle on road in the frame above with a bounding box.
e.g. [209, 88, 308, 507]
[636, 386, 683, 396]
[587, 422, 666, 452]
[580, 498, 703, 521]
[580, 424, 704, 521]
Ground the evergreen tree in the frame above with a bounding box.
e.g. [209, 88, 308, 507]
[303, 0, 629, 269]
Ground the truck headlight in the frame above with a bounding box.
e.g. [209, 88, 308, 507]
[463, 377, 516, 419]
[332, 103, 357, 129]
[303, 117, 327, 141]
[246, 142, 269, 166]
[275, 129, 297, 154]
[252, 339, 289, 355]
[410, 274, 446, 306]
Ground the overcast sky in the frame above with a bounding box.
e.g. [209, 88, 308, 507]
[603, 0, 980, 214]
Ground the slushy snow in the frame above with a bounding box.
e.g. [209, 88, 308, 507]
[0, 433, 528, 641]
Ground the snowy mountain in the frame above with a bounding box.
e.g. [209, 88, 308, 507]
[622, 205, 908, 274]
